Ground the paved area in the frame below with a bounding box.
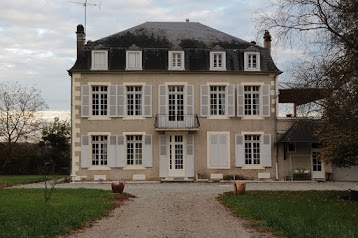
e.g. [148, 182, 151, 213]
[16, 181, 358, 238]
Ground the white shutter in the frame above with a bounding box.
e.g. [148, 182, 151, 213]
[201, 85, 209, 117]
[261, 134, 272, 167]
[81, 135, 90, 168]
[143, 85, 152, 117]
[158, 85, 167, 127]
[186, 85, 194, 115]
[237, 85, 244, 117]
[108, 135, 117, 167]
[219, 134, 229, 167]
[209, 134, 220, 167]
[109, 86, 117, 117]
[262, 84, 270, 117]
[81, 85, 90, 117]
[128, 52, 135, 68]
[93, 51, 107, 69]
[117, 85, 125, 117]
[186, 134, 194, 177]
[227, 84, 235, 117]
[159, 135, 168, 177]
[116, 135, 126, 167]
[235, 134, 245, 167]
[143, 134, 152, 167]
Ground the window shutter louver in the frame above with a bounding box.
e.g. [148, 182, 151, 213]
[186, 85, 194, 128]
[209, 134, 220, 167]
[235, 134, 245, 167]
[117, 85, 125, 117]
[227, 84, 235, 117]
[143, 85, 152, 117]
[81, 85, 90, 117]
[108, 135, 117, 167]
[186, 134, 195, 177]
[143, 134, 153, 167]
[200, 85, 209, 117]
[159, 135, 168, 177]
[115, 135, 126, 167]
[219, 134, 229, 167]
[237, 85, 244, 117]
[109, 85, 117, 117]
[262, 84, 270, 117]
[261, 134, 272, 167]
[81, 135, 90, 168]
[158, 85, 167, 127]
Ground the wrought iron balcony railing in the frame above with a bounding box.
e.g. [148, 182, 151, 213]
[154, 114, 200, 130]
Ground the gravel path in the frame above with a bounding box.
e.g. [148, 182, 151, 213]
[15, 181, 358, 238]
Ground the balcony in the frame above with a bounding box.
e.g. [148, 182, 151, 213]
[154, 114, 200, 131]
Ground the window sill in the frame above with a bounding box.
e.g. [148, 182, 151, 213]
[209, 68, 226, 71]
[168, 68, 185, 71]
[240, 116, 265, 120]
[242, 166, 265, 170]
[123, 166, 146, 170]
[125, 68, 143, 71]
[207, 166, 230, 169]
[88, 166, 111, 171]
[88, 117, 111, 121]
[91, 68, 108, 71]
[207, 116, 230, 120]
[244, 68, 260, 71]
[123, 116, 146, 120]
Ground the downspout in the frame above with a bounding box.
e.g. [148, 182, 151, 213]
[274, 74, 279, 180]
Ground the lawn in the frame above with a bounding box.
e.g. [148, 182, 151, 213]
[220, 190, 358, 238]
[0, 175, 48, 187]
[0, 189, 117, 238]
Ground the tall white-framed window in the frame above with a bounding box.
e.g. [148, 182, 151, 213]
[244, 86, 260, 116]
[126, 86, 142, 116]
[244, 52, 260, 71]
[210, 86, 226, 115]
[210, 52, 226, 71]
[91, 135, 108, 166]
[91, 50, 108, 70]
[244, 135, 260, 165]
[92, 86, 108, 116]
[169, 51, 184, 70]
[126, 135, 143, 165]
[126, 51, 142, 70]
[168, 85, 184, 121]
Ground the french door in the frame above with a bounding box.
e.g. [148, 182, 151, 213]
[312, 151, 325, 179]
[168, 86, 184, 127]
[168, 135, 185, 177]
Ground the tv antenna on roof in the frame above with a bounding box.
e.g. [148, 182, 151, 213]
[69, 0, 101, 33]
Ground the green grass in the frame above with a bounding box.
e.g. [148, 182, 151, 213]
[0, 188, 116, 238]
[220, 191, 358, 238]
[0, 175, 49, 187]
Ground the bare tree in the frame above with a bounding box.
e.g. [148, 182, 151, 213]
[257, 0, 358, 166]
[0, 82, 48, 171]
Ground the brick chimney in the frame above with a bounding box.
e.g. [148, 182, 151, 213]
[76, 24, 86, 56]
[263, 30, 272, 53]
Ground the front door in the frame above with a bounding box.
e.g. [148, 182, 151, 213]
[168, 86, 184, 128]
[312, 151, 325, 180]
[168, 135, 185, 177]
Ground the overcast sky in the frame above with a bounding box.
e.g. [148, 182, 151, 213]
[0, 0, 300, 118]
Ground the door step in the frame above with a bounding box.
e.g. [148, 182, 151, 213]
[161, 177, 194, 183]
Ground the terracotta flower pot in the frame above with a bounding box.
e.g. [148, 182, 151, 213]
[111, 181, 125, 194]
[234, 182, 246, 195]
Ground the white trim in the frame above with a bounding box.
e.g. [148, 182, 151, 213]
[88, 132, 111, 136]
[88, 117, 111, 121]
[126, 51, 142, 70]
[241, 131, 265, 135]
[240, 82, 264, 86]
[210, 52, 226, 71]
[206, 82, 229, 86]
[87, 132, 111, 168]
[122, 166, 146, 170]
[88, 166, 111, 171]
[124, 84, 145, 118]
[168, 51, 185, 70]
[123, 131, 146, 135]
[242, 166, 265, 170]
[123, 82, 146, 86]
[207, 131, 230, 169]
[244, 52, 260, 71]
[91, 50, 108, 70]
[122, 116, 146, 120]
[207, 116, 230, 120]
[240, 116, 265, 120]
[165, 82, 188, 86]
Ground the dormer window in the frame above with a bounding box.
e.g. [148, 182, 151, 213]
[126, 51, 142, 70]
[91, 50, 108, 70]
[169, 51, 184, 70]
[210, 50, 226, 71]
[244, 52, 260, 71]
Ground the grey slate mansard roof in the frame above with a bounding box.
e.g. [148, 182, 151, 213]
[69, 22, 281, 73]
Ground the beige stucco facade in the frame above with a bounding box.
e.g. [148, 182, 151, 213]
[71, 72, 279, 181]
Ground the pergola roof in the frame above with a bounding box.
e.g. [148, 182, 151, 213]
[279, 88, 326, 105]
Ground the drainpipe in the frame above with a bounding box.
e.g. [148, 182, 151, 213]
[274, 74, 279, 180]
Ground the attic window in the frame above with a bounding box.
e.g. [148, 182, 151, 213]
[169, 51, 184, 70]
[91, 50, 108, 70]
[126, 51, 142, 70]
[210, 52, 226, 71]
[244, 52, 260, 71]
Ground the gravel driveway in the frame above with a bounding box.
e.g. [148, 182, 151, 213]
[17, 181, 358, 238]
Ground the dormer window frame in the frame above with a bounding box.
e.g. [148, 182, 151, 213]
[126, 50, 143, 70]
[244, 52, 260, 71]
[168, 51, 185, 70]
[91, 50, 108, 70]
[210, 51, 226, 71]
